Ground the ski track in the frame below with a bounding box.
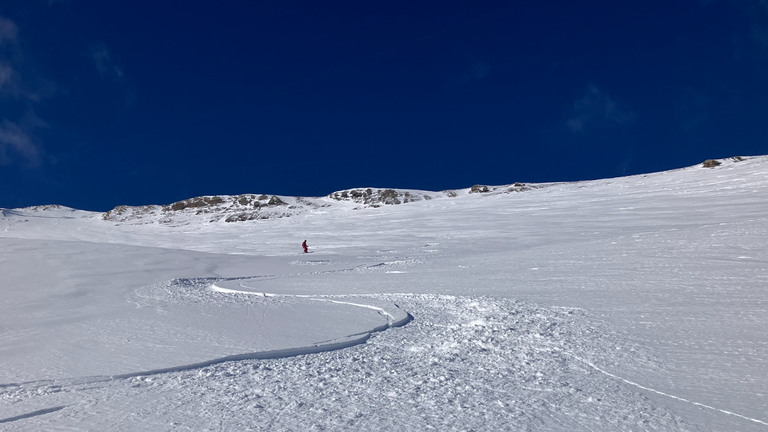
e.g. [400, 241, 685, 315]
[0, 273, 408, 389]
[0, 406, 66, 425]
[209, 281, 412, 328]
[563, 352, 768, 427]
[0, 292, 699, 431]
[0, 276, 756, 431]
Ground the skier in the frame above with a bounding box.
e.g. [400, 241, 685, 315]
[302, 240, 308, 253]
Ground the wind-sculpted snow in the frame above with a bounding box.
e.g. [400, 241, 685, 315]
[0, 295, 694, 431]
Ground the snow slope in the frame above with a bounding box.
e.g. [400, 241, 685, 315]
[1, 156, 767, 431]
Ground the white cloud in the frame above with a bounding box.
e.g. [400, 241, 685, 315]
[0, 15, 18, 45]
[566, 84, 637, 134]
[0, 119, 40, 166]
[0, 63, 14, 89]
[0, 14, 56, 167]
[89, 42, 124, 81]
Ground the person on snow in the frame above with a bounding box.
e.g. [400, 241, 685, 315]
[302, 240, 308, 253]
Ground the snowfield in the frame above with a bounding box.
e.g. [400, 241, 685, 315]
[1, 156, 767, 431]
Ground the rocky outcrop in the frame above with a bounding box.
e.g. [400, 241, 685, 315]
[469, 185, 489, 193]
[102, 205, 158, 223]
[100, 183, 543, 225]
[507, 182, 533, 192]
[328, 188, 441, 207]
[167, 196, 224, 211]
[102, 194, 298, 224]
[21, 204, 65, 211]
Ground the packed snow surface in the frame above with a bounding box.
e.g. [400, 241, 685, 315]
[1, 156, 767, 431]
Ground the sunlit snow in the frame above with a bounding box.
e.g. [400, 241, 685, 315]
[1, 156, 767, 431]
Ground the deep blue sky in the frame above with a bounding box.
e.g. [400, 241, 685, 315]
[1, 1, 767, 211]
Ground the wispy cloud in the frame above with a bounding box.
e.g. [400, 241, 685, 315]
[0, 15, 18, 45]
[566, 84, 637, 134]
[89, 42, 124, 81]
[0, 14, 56, 167]
[0, 16, 20, 96]
[0, 119, 42, 166]
[0, 63, 14, 89]
[87, 42, 136, 107]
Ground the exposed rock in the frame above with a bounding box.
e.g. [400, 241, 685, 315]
[328, 187, 448, 206]
[166, 196, 224, 212]
[379, 189, 401, 205]
[225, 213, 259, 223]
[237, 195, 256, 206]
[102, 193, 298, 224]
[702, 159, 721, 168]
[731, 156, 744, 162]
[102, 205, 158, 222]
[101, 181, 549, 225]
[507, 182, 533, 193]
[24, 204, 64, 211]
